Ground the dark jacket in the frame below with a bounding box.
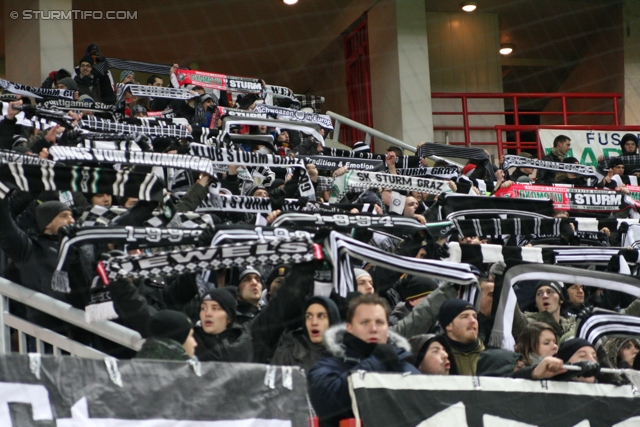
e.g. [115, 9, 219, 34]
[135, 337, 191, 361]
[308, 324, 420, 427]
[271, 329, 325, 373]
[192, 323, 253, 362]
[535, 151, 562, 184]
[74, 74, 116, 104]
[0, 198, 77, 332]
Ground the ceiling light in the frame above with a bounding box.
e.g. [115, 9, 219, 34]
[499, 44, 515, 55]
[461, 2, 477, 12]
[283, 0, 298, 4]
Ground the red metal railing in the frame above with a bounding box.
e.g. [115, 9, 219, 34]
[495, 125, 640, 159]
[431, 92, 622, 150]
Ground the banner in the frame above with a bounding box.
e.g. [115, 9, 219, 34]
[0, 354, 309, 426]
[0, 78, 76, 99]
[495, 183, 639, 212]
[297, 155, 384, 172]
[175, 69, 263, 93]
[539, 129, 640, 167]
[349, 373, 640, 427]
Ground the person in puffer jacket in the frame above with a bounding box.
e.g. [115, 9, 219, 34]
[307, 294, 420, 427]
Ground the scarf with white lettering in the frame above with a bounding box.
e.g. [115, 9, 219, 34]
[118, 84, 195, 102]
[52, 226, 206, 293]
[417, 142, 496, 182]
[264, 85, 301, 109]
[0, 78, 76, 100]
[197, 193, 304, 214]
[215, 107, 268, 121]
[329, 170, 451, 203]
[253, 104, 333, 130]
[489, 264, 640, 350]
[326, 231, 478, 297]
[270, 212, 425, 233]
[0, 162, 165, 201]
[322, 147, 421, 169]
[0, 149, 54, 166]
[396, 166, 459, 180]
[42, 99, 116, 115]
[102, 237, 316, 281]
[175, 69, 263, 93]
[189, 143, 316, 201]
[296, 155, 385, 172]
[502, 154, 603, 181]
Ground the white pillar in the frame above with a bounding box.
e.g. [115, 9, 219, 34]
[624, 0, 640, 125]
[4, 0, 74, 86]
[369, 0, 434, 152]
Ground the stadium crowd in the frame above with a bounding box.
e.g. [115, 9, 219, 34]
[1, 43, 640, 427]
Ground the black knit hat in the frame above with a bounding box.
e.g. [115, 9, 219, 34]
[534, 281, 564, 303]
[438, 298, 476, 328]
[304, 296, 340, 326]
[146, 310, 193, 345]
[408, 334, 457, 374]
[202, 288, 237, 324]
[609, 157, 625, 169]
[36, 201, 71, 232]
[399, 276, 439, 302]
[245, 184, 267, 197]
[557, 338, 595, 363]
[79, 55, 94, 67]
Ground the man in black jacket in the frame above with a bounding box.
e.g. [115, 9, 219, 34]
[74, 55, 116, 104]
[536, 135, 571, 184]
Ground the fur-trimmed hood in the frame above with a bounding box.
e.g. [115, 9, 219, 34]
[322, 323, 413, 359]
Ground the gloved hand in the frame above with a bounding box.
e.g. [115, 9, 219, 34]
[58, 223, 78, 239]
[576, 306, 594, 323]
[436, 243, 449, 259]
[196, 225, 215, 247]
[489, 260, 507, 278]
[372, 344, 399, 369]
[48, 70, 57, 80]
[553, 361, 601, 382]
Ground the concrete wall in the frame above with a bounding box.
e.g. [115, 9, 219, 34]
[426, 12, 503, 156]
[542, 5, 623, 125]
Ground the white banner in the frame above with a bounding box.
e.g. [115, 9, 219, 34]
[539, 129, 640, 167]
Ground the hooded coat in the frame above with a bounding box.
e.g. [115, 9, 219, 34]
[307, 324, 420, 427]
[135, 337, 191, 361]
[270, 296, 341, 372]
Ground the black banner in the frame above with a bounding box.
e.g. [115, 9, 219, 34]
[0, 354, 309, 426]
[350, 373, 640, 427]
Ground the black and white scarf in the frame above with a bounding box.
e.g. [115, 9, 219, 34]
[264, 85, 301, 109]
[253, 104, 333, 129]
[439, 193, 556, 220]
[0, 78, 75, 99]
[49, 146, 223, 179]
[52, 226, 206, 292]
[197, 194, 303, 214]
[220, 117, 325, 146]
[1, 103, 75, 130]
[189, 143, 316, 200]
[77, 205, 127, 227]
[442, 242, 545, 265]
[297, 155, 385, 172]
[135, 117, 190, 128]
[417, 142, 496, 182]
[270, 212, 425, 232]
[118, 84, 195, 102]
[396, 166, 459, 180]
[577, 309, 640, 349]
[216, 106, 268, 120]
[489, 264, 640, 351]
[325, 231, 478, 297]
[79, 137, 144, 152]
[573, 218, 639, 233]
[80, 116, 191, 139]
[451, 218, 572, 238]
[42, 99, 116, 115]
[619, 223, 640, 248]
[95, 58, 172, 76]
[0, 149, 54, 166]
[329, 170, 451, 203]
[322, 148, 421, 169]
[0, 162, 165, 201]
[502, 154, 603, 181]
[102, 237, 316, 281]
